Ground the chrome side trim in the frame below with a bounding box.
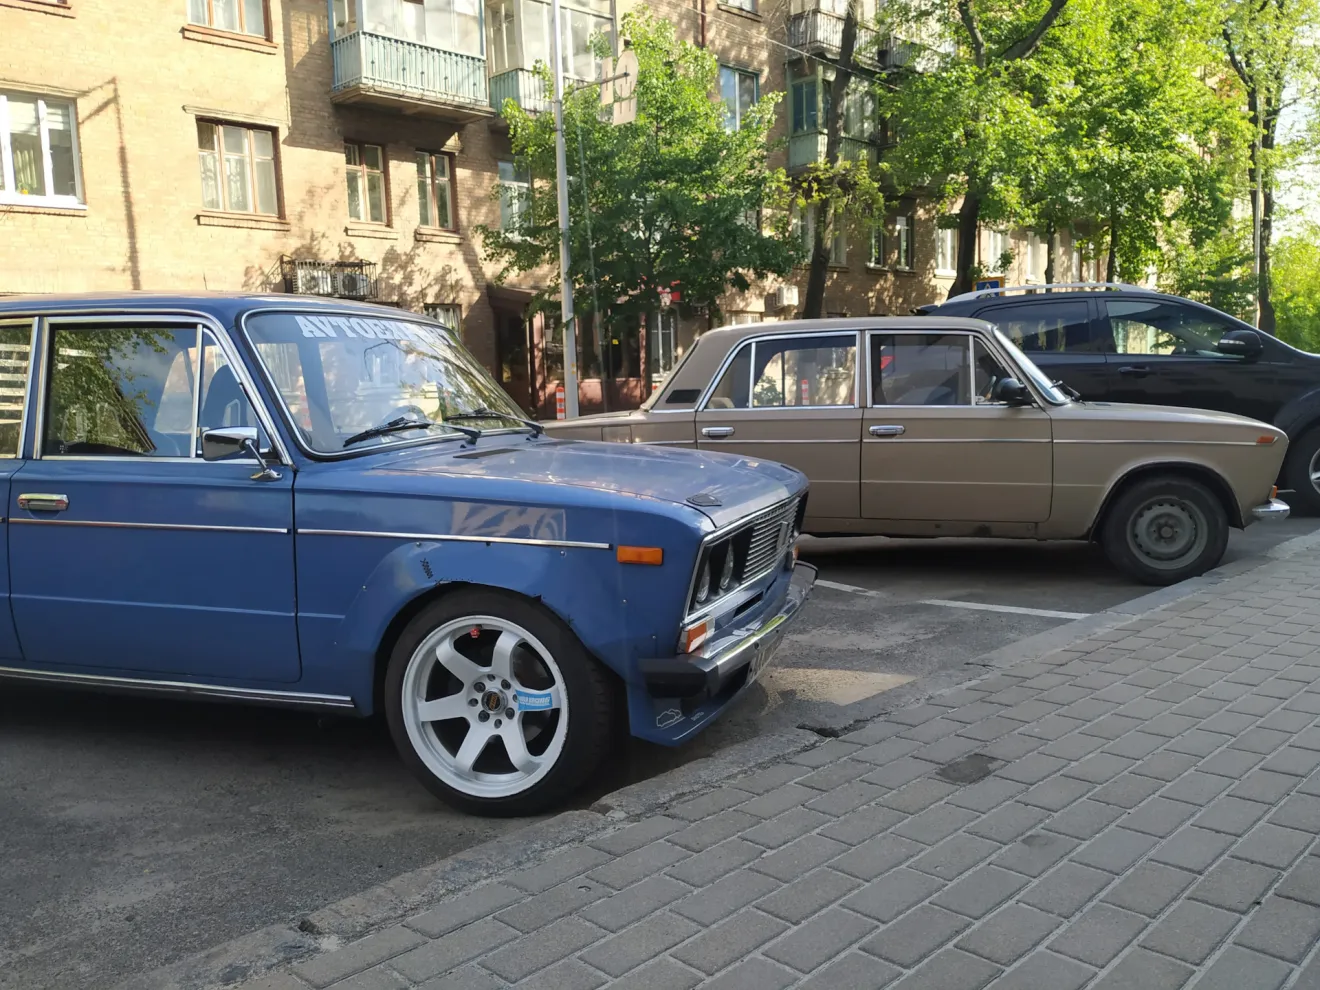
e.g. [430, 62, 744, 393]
[705, 438, 857, 445]
[297, 528, 612, 550]
[11, 518, 289, 534]
[0, 664, 357, 710]
[636, 439, 695, 446]
[1054, 439, 1265, 447]
[862, 437, 1051, 444]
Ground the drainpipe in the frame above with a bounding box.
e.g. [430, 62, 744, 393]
[699, 0, 707, 47]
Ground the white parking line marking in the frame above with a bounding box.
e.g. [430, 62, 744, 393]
[919, 598, 1090, 620]
[817, 578, 883, 597]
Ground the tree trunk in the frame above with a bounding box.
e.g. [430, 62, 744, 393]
[1106, 216, 1118, 283]
[801, 0, 859, 319]
[1043, 223, 1056, 285]
[1260, 182, 1276, 332]
[949, 189, 982, 297]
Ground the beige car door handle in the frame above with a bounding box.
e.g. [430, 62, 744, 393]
[18, 493, 69, 512]
[702, 426, 735, 439]
[869, 425, 906, 437]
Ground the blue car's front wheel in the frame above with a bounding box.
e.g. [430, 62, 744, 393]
[384, 589, 617, 816]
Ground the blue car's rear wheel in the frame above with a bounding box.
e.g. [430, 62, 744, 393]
[384, 589, 616, 816]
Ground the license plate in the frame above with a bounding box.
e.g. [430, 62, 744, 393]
[745, 627, 786, 685]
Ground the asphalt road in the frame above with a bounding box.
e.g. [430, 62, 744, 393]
[3, 517, 1318, 989]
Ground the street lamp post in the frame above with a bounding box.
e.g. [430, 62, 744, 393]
[549, 0, 579, 418]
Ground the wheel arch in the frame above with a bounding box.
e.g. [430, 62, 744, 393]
[1273, 387, 1320, 441]
[1087, 460, 1244, 540]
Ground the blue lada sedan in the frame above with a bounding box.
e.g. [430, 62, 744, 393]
[0, 293, 814, 815]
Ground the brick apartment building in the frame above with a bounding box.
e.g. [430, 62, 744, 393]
[0, 0, 1100, 416]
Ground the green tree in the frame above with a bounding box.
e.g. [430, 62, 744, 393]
[1221, 0, 1320, 334]
[1272, 222, 1320, 349]
[479, 10, 799, 361]
[875, 0, 1075, 295]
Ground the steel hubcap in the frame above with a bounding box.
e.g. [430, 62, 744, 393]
[400, 616, 568, 799]
[1129, 499, 1208, 569]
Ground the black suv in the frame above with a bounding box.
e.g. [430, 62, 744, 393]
[919, 283, 1320, 512]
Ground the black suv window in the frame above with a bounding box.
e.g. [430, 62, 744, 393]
[976, 301, 1099, 353]
[1103, 299, 1238, 358]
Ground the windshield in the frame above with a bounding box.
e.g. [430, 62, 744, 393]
[991, 327, 1069, 405]
[244, 312, 526, 453]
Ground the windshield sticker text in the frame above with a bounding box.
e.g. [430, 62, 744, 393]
[295, 314, 444, 344]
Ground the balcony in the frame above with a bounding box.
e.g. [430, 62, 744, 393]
[489, 68, 551, 116]
[331, 30, 493, 123]
[787, 9, 881, 63]
[788, 131, 878, 170]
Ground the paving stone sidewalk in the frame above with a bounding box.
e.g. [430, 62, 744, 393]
[236, 554, 1320, 990]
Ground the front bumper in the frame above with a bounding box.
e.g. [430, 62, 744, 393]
[1252, 498, 1291, 522]
[638, 561, 817, 699]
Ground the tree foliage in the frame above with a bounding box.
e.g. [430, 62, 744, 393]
[479, 10, 799, 341]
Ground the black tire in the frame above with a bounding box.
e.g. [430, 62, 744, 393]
[383, 588, 616, 816]
[1282, 426, 1320, 516]
[1100, 475, 1230, 586]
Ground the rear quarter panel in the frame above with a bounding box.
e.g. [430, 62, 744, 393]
[1045, 403, 1288, 537]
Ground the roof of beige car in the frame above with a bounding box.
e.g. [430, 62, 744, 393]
[648, 315, 997, 408]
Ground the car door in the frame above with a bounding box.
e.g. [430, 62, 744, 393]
[0, 317, 37, 662]
[861, 330, 1053, 523]
[971, 298, 1111, 400]
[695, 331, 862, 520]
[1101, 297, 1274, 422]
[8, 315, 300, 682]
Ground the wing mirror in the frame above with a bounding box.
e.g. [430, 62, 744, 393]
[991, 377, 1033, 406]
[1217, 329, 1263, 359]
[201, 427, 282, 481]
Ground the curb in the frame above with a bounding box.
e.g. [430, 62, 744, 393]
[127, 526, 1320, 990]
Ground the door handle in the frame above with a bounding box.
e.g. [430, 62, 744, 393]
[869, 424, 906, 437]
[702, 426, 735, 439]
[1117, 365, 1149, 378]
[18, 493, 69, 512]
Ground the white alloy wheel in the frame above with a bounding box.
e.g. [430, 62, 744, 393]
[399, 615, 569, 800]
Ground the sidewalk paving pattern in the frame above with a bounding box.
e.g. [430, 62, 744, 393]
[232, 554, 1320, 990]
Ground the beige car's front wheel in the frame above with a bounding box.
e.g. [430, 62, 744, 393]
[1100, 476, 1229, 586]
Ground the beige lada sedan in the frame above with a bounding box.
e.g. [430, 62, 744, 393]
[544, 317, 1291, 585]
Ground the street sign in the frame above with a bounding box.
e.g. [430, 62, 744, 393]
[975, 277, 1003, 291]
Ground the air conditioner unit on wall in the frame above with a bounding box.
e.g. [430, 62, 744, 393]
[294, 268, 334, 296]
[335, 272, 373, 298]
[773, 284, 799, 311]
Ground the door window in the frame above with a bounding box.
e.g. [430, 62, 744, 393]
[980, 301, 1097, 353]
[1103, 299, 1239, 358]
[870, 333, 969, 406]
[42, 324, 260, 458]
[748, 335, 856, 408]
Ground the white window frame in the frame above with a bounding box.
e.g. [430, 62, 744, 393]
[424, 303, 462, 335]
[935, 226, 957, 277]
[985, 229, 1011, 274]
[498, 160, 530, 232]
[199, 121, 280, 216]
[0, 91, 84, 209]
[720, 65, 758, 131]
[1026, 231, 1046, 283]
[188, 0, 271, 38]
[893, 214, 913, 271]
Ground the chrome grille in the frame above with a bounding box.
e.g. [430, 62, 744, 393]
[742, 497, 800, 582]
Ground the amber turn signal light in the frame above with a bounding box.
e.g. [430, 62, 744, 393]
[617, 545, 664, 565]
[680, 620, 710, 655]
[1257, 435, 1279, 444]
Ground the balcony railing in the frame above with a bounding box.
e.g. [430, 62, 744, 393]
[787, 9, 880, 62]
[331, 30, 491, 122]
[788, 131, 878, 170]
[489, 68, 552, 115]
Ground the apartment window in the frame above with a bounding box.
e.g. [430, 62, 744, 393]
[345, 142, 387, 224]
[198, 121, 278, 215]
[0, 92, 82, 208]
[869, 226, 885, 266]
[793, 205, 844, 264]
[417, 151, 456, 230]
[188, 0, 269, 37]
[985, 229, 1011, 272]
[936, 226, 957, 275]
[1026, 231, 1046, 282]
[424, 303, 462, 335]
[720, 66, 758, 131]
[893, 215, 913, 271]
[498, 160, 530, 231]
[791, 78, 818, 133]
[724, 0, 757, 11]
[364, 0, 482, 56]
[831, 226, 847, 266]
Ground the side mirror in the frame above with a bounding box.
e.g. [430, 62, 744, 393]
[991, 377, 1032, 406]
[1217, 329, 1263, 359]
[201, 427, 282, 481]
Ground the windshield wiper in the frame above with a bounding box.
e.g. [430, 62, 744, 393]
[342, 417, 479, 449]
[1051, 380, 1082, 401]
[447, 408, 546, 437]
